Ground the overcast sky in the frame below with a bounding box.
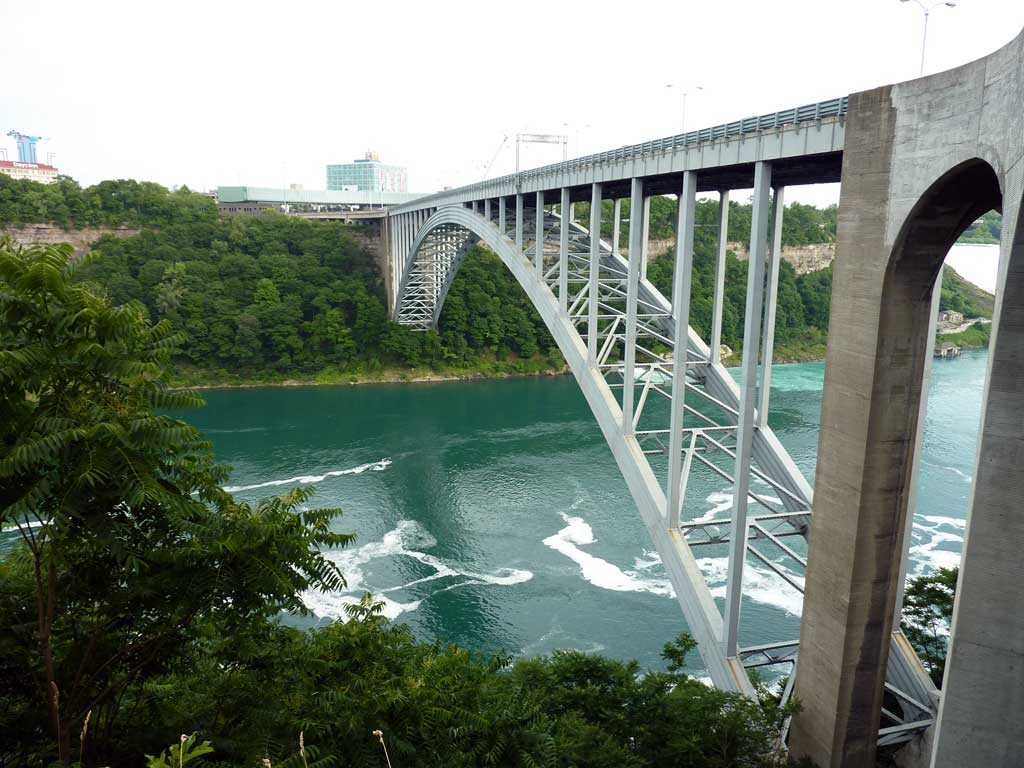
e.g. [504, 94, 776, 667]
[3, 0, 1023, 206]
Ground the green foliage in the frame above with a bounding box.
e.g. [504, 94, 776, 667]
[145, 733, 214, 768]
[643, 202, 832, 361]
[901, 567, 958, 686]
[937, 321, 991, 349]
[0, 175, 216, 229]
[572, 196, 835, 250]
[939, 266, 994, 318]
[956, 209, 1001, 245]
[0, 239, 350, 766]
[124, 602, 788, 768]
[0, 238, 795, 768]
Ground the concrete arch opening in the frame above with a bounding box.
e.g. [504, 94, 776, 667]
[791, 65, 1024, 765]
[929, 179, 1024, 767]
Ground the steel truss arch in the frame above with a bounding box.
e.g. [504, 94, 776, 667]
[390, 202, 935, 744]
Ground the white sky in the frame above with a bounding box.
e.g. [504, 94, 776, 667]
[3, 0, 1023, 206]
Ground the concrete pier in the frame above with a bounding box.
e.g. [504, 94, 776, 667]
[790, 29, 1024, 768]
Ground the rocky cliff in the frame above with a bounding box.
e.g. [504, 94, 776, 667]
[2, 224, 141, 259]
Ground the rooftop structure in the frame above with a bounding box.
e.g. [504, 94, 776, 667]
[327, 151, 408, 193]
[0, 160, 59, 184]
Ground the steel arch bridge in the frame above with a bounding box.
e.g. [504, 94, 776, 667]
[381, 26, 1024, 766]
[385, 134, 936, 746]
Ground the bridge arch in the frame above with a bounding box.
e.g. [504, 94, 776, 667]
[394, 203, 744, 686]
[389, 195, 848, 694]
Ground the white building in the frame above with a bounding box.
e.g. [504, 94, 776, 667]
[0, 160, 59, 184]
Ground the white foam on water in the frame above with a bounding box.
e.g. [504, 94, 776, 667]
[908, 517, 965, 575]
[302, 519, 533, 621]
[689, 490, 784, 525]
[697, 556, 805, 617]
[543, 513, 674, 596]
[634, 550, 662, 571]
[948, 467, 973, 483]
[1, 518, 44, 532]
[225, 458, 392, 493]
[920, 515, 967, 529]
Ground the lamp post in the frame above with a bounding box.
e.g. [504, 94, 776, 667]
[900, 0, 956, 76]
[666, 84, 704, 134]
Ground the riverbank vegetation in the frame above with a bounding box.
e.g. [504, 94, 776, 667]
[901, 567, 959, 686]
[0, 240, 794, 767]
[936, 321, 991, 349]
[0, 175, 996, 387]
[955, 209, 1001, 245]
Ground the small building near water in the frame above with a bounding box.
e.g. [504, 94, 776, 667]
[938, 310, 965, 324]
[935, 342, 962, 359]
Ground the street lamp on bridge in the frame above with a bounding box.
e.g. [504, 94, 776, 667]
[666, 84, 704, 134]
[900, 0, 957, 76]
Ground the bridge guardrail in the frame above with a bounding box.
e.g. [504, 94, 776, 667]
[395, 96, 847, 211]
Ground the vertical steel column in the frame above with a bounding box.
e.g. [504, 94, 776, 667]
[535, 191, 545, 281]
[484, 198, 491, 222]
[622, 177, 644, 435]
[893, 266, 944, 622]
[666, 171, 698, 527]
[559, 187, 570, 314]
[612, 198, 622, 256]
[499, 197, 507, 234]
[710, 190, 730, 364]
[757, 186, 785, 427]
[723, 160, 772, 657]
[588, 183, 602, 364]
[515, 194, 524, 253]
[640, 196, 651, 279]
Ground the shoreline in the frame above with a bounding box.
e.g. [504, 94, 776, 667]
[168, 353, 835, 392]
[170, 366, 571, 392]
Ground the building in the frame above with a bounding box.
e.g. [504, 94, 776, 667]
[327, 151, 408, 193]
[935, 342, 962, 359]
[0, 160, 59, 184]
[938, 309, 965, 324]
[216, 186, 423, 215]
[218, 200, 277, 216]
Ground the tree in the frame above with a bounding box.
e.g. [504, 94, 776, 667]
[901, 567, 959, 686]
[0, 239, 351, 765]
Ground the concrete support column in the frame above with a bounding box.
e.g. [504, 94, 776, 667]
[640, 195, 651, 279]
[484, 198, 491, 222]
[471, 200, 478, 214]
[932, 189, 1024, 767]
[559, 187, 570, 314]
[588, 183, 603, 365]
[723, 160, 772, 658]
[893, 268, 943, 625]
[612, 198, 622, 256]
[535, 191, 545, 282]
[787, 85, 956, 767]
[758, 186, 785, 427]
[499, 197, 507, 234]
[622, 177, 644, 435]
[515, 194, 524, 253]
[710, 190, 730, 364]
[666, 171, 697, 527]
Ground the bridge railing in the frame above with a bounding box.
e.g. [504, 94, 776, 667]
[393, 96, 847, 212]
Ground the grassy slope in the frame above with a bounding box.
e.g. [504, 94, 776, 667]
[944, 265, 995, 317]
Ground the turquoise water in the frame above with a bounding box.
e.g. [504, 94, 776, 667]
[175, 353, 984, 671]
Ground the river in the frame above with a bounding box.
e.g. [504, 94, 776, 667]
[181, 351, 984, 673]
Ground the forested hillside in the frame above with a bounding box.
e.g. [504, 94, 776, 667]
[0, 174, 995, 385]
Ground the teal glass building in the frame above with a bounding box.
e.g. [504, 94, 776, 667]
[326, 151, 408, 193]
